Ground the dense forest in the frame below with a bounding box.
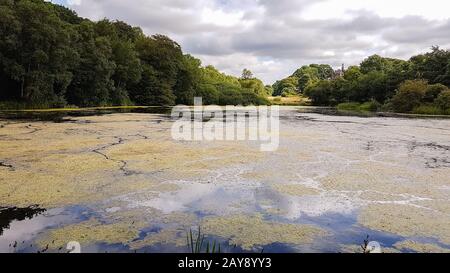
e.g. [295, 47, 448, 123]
[0, 0, 269, 109]
[1, 0, 450, 114]
[274, 47, 450, 114]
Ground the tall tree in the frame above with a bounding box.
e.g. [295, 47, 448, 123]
[241, 68, 253, 80]
[66, 22, 115, 106]
[0, 0, 77, 106]
[174, 54, 201, 105]
[132, 35, 183, 105]
[410, 46, 450, 86]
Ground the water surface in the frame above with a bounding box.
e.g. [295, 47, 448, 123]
[1, 107, 449, 253]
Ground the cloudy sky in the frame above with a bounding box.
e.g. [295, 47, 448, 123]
[52, 0, 450, 84]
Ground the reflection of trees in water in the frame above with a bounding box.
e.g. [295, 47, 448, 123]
[0, 205, 46, 236]
[0, 107, 172, 123]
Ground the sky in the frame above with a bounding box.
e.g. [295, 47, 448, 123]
[50, 0, 450, 84]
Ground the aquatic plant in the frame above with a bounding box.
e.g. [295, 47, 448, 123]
[361, 235, 371, 254]
[201, 214, 325, 251]
[187, 227, 221, 254]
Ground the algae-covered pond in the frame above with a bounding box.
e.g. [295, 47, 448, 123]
[0, 107, 449, 253]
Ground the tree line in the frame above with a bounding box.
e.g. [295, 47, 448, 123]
[0, 0, 269, 109]
[274, 47, 450, 114]
[3, 0, 449, 114]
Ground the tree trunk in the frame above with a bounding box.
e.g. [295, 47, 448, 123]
[20, 77, 24, 98]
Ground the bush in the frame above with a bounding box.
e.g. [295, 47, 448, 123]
[280, 87, 298, 97]
[360, 100, 381, 112]
[218, 89, 243, 106]
[337, 102, 361, 111]
[304, 80, 334, 106]
[240, 90, 270, 106]
[273, 97, 282, 102]
[435, 90, 450, 110]
[195, 84, 220, 105]
[412, 105, 443, 115]
[0, 100, 67, 110]
[423, 84, 448, 103]
[390, 80, 427, 113]
[337, 100, 380, 112]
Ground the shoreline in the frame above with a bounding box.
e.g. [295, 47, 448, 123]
[1, 105, 450, 119]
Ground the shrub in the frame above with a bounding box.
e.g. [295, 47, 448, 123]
[195, 84, 220, 105]
[360, 100, 381, 112]
[337, 102, 361, 111]
[380, 101, 394, 112]
[218, 90, 243, 106]
[240, 90, 270, 106]
[435, 90, 450, 110]
[423, 84, 448, 103]
[0, 101, 29, 110]
[280, 87, 298, 97]
[337, 100, 380, 112]
[304, 80, 334, 106]
[412, 105, 443, 115]
[390, 80, 427, 113]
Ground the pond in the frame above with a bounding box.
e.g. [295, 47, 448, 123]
[0, 107, 449, 253]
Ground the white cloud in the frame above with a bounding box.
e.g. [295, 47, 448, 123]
[62, 0, 450, 84]
[302, 0, 450, 20]
[201, 8, 244, 27]
[66, 0, 81, 5]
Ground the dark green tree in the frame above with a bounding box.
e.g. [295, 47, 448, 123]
[0, 0, 77, 106]
[174, 54, 201, 105]
[410, 46, 450, 86]
[66, 22, 115, 106]
[304, 80, 335, 106]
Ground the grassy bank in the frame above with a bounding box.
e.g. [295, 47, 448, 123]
[268, 96, 310, 106]
[337, 101, 380, 112]
[337, 101, 450, 116]
[411, 105, 450, 115]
